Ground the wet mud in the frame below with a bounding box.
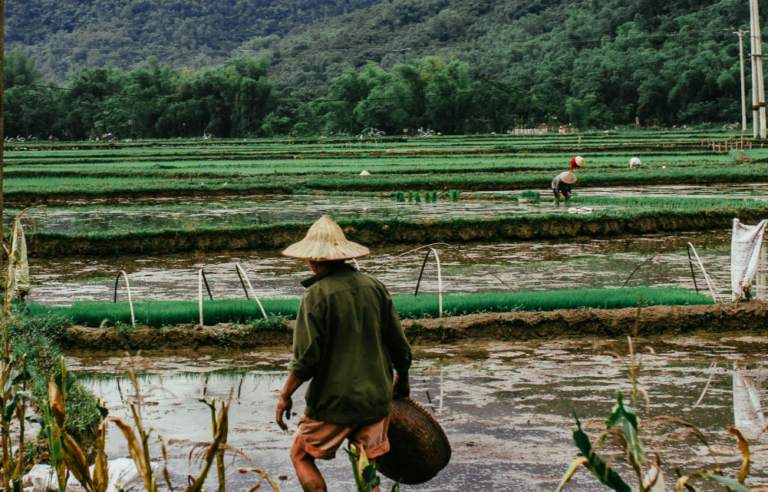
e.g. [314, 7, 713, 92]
[24, 208, 766, 258]
[26, 230, 736, 306]
[60, 301, 768, 351]
[6, 187, 292, 207]
[66, 333, 768, 491]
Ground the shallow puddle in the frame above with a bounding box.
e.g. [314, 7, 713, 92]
[28, 230, 746, 306]
[67, 334, 768, 491]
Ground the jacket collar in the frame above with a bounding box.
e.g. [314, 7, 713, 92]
[300, 262, 355, 288]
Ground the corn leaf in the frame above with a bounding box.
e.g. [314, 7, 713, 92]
[707, 474, 750, 492]
[572, 409, 632, 492]
[11, 367, 36, 385]
[62, 431, 92, 488]
[357, 445, 370, 487]
[345, 446, 364, 492]
[48, 422, 67, 492]
[54, 371, 76, 394]
[4, 393, 21, 422]
[185, 402, 229, 492]
[556, 457, 588, 492]
[728, 427, 750, 484]
[93, 425, 109, 492]
[617, 392, 644, 467]
[48, 380, 65, 428]
[109, 418, 154, 492]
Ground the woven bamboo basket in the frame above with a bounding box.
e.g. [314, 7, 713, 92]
[378, 395, 451, 485]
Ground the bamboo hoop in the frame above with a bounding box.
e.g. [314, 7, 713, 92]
[198, 269, 204, 327]
[113, 271, 135, 328]
[235, 263, 268, 319]
[413, 248, 444, 317]
[687, 243, 722, 303]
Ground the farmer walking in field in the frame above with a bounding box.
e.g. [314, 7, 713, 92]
[275, 215, 412, 492]
[552, 171, 577, 207]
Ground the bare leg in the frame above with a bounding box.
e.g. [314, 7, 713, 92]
[291, 453, 327, 492]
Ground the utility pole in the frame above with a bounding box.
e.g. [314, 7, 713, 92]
[750, 0, 767, 138]
[751, 13, 759, 137]
[0, 0, 5, 231]
[736, 29, 749, 133]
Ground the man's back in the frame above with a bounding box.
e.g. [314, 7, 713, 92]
[289, 264, 412, 425]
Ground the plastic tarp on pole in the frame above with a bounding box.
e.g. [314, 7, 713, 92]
[6, 221, 29, 300]
[731, 218, 768, 301]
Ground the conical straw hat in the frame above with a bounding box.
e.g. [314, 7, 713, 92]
[558, 171, 577, 184]
[573, 156, 585, 168]
[282, 215, 370, 261]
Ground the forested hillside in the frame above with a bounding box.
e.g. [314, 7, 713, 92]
[4, 0, 765, 137]
[7, 0, 380, 77]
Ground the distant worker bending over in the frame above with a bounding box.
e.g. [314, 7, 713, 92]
[570, 155, 584, 171]
[552, 171, 577, 207]
[275, 215, 412, 492]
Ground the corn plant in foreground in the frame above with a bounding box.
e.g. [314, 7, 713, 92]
[557, 297, 764, 492]
[345, 445, 399, 492]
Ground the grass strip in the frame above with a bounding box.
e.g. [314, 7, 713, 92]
[28, 287, 711, 328]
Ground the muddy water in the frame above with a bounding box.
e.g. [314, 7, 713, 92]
[498, 182, 768, 200]
[6, 195, 572, 234]
[9, 183, 768, 234]
[67, 335, 768, 491]
[28, 230, 738, 306]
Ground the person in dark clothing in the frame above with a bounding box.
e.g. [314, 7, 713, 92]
[275, 215, 412, 492]
[552, 171, 577, 207]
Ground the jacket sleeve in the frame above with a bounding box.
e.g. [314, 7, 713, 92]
[288, 295, 325, 381]
[383, 293, 412, 372]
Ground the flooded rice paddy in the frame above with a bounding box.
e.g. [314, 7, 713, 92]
[68, 335, 768, 491]
[28, 230, 748, 306]
[7, 183, 768, 234]
[7, 195, 586, 235]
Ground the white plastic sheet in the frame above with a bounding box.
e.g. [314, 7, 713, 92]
[731, 218, 768, 301]
[23, 458, 153, 492]
[7, 221, 29, 299]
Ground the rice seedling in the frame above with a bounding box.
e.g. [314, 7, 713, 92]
[395, 191, 405, 202]
[29, 287, 711, 328]
[414, 192, 422, 203]
[431, 191, 438, 202]
[408, 191, 413, 203]
[424, 191, 431, 203]
[520, 190, 541, 204]
[451, 190, 458, 202]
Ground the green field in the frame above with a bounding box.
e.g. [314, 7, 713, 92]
[3, 131, 765, 201]
[29, 287, 712, 327]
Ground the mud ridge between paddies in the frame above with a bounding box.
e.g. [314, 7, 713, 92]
[60, 301, 768, 352]
[8, 175, 768, 207]
[7, 186, 292, 206]
[25, 207, 768, 258]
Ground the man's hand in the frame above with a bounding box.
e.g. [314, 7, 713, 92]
[276, 373, 304, 431]
[276, 393, 293, 431]
[393, 371, 410, 397]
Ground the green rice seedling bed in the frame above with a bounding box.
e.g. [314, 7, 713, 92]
[29, 287, 711, 327]
[6, 164, 768, 202]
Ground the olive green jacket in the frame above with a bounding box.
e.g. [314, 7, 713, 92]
[288, 263, 412, 424]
